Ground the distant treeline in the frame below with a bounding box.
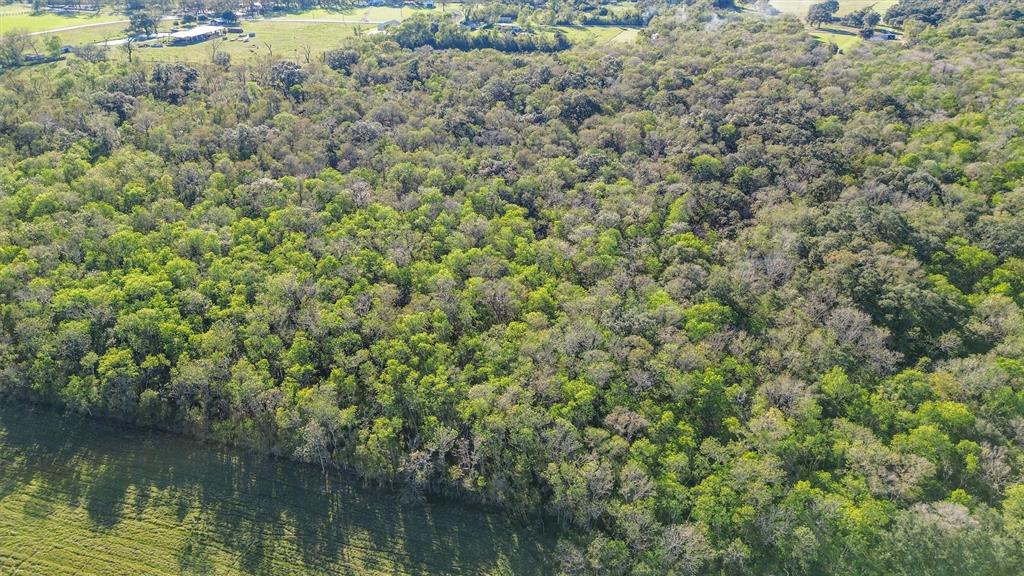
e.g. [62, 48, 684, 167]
[884, 0, 1016, 26]
[393, 17, 571, 52]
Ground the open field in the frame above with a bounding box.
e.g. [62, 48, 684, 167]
[609, 27, 639, 43]
[26, 20, 127, 46]
[32, 19, 372, 64]
[24, 5, 467, 63]
[555, 24, 641, 45]
[810, 24, 865, 51]
[269, 4, 460, 23]
[0, 405, 556, 575]
[130, 21, 373, 64]
[0, 4, 123, 34]
[769, 0, 899, 17]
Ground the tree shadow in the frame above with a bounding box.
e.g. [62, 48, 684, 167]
[0, 404, 558, 574]
[816, 26, 857, 37]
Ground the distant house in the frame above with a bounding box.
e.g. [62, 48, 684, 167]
[169, 25, 225, 45]
[871, 31, 899, 41]
[496, 14, 515, 24]
[496, 22, 523, 33]
[378, 19, 400, 31]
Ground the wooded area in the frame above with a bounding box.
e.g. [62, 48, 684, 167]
[1, 0, 1024, 574]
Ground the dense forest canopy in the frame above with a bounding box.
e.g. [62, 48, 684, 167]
[2, 0, 1024, 574]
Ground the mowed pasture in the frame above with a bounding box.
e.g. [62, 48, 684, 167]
[810, 26, 863, 51]
[26, 5, 465, 63]
[769, 0, 899, 17]
[27, 21, 128, 46]
[32, 19, 373, 64]
[0, 4, 124, 34]
[555, 24, 641, 46]
[0, 405, 556, 575]
[129, 21, 374, 64]
[269, 4, 459, 23]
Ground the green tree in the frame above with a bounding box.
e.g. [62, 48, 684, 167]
[807, 0, 839, 27]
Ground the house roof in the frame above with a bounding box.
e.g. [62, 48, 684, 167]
[171, 25, 224, 39]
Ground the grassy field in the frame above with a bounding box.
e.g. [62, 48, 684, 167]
[31, 19, 372, 64]
[769, 0, 899, 17]
[268, 4, 459, 23]
[0, 4, 123, 34]
[26, 5, 465, 63]
[130, 21, 373, 64]
[610, 27, 640, 43]
[810, 25, 865, 51]
[555, 24, 641, 45]
[0, 405, 556, 575]
[28, 21, 126, 45]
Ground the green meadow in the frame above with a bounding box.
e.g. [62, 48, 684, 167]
[0, 405, 556, 575]
[768, 0, 899, 17]
[0, 4, 124, 34]
[554, 24, 641, 46]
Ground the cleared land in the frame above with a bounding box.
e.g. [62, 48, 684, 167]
[769, 0, 899, 17]
[31, 19, 372, 64]
[25, 5, 465, 63]
[0, 405, 556, 575]
[26, 21, 127, 45]
[0, 4, 123, 34]
[810, 24, 866, 51]
[555, 24, 641, 45]
[269, 5, 459, 22]
[610, 27, 640, 43]
[128, 21, 373, 64]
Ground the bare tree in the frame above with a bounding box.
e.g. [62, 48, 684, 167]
[207, 36, 227, 65]
[121, 36, 136, 63]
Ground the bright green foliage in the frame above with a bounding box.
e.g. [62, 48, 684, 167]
[0, 2, 1023, 575]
